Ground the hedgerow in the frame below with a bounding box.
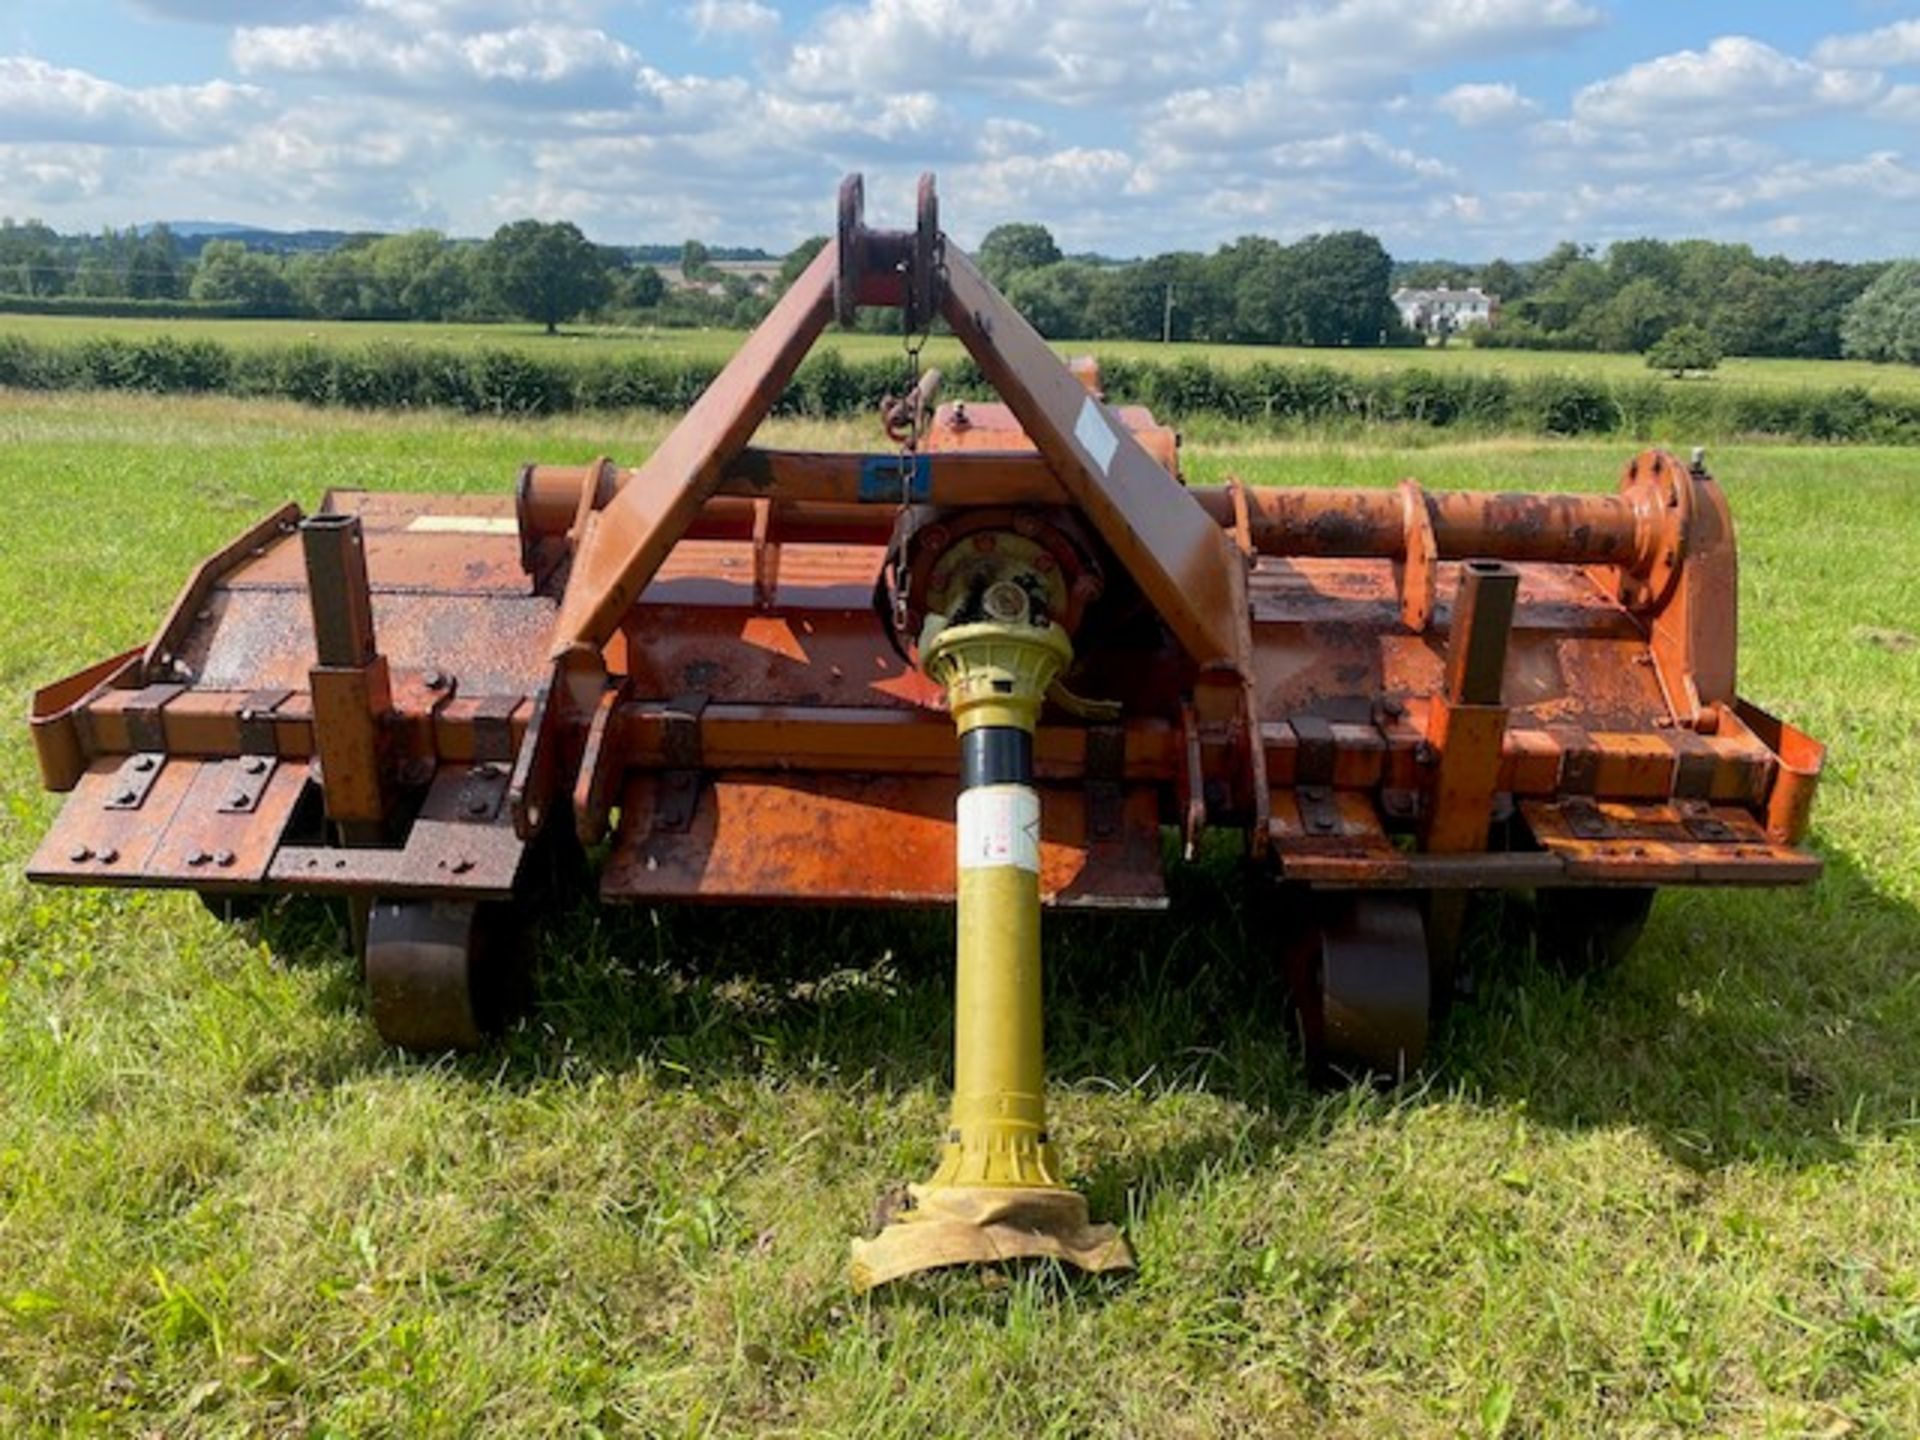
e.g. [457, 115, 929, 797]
[2, 332, 1916, 442]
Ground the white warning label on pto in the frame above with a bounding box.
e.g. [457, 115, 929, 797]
[957, 785, 1042, 874]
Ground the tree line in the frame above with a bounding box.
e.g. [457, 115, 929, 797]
[0, 220, 717, 331]
[2, 215, 1914, 363]
[1406, 239, 1888, 360]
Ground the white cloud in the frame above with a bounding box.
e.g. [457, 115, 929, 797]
[0, 144, 124, 205]
[1435, 81, 1538, 127]
[0, 57, 267, 146]
[1141, 76, 1353, 154]
[132, 1, 351, 19]
[1573, 36, 1883, 131]
[785, 0, 1249, 105]
[1880, 84, 1920, 124]
[169, 98, 458, 226]
[686, 0, 782, 43]
[1812, 19, 1920, 71]
[1264, 0, 1601, 97]
[232, 17, 646, 108]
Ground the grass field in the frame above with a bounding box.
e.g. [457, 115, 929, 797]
[2, 391, 1919, 1435]
[6, 310, 1920, 396]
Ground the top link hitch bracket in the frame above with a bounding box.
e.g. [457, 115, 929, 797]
[835, 172, 944, 332]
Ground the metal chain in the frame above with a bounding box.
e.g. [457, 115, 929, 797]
[896, 261, 926, 507]
[893, 237, 948, 506]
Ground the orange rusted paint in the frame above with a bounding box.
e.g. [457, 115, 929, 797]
[24, 172, 1824, 941]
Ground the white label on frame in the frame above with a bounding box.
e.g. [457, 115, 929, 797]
[1073, 396, 1119, 475]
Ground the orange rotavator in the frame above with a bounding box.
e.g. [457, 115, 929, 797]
[26, 176, 1825, 1286]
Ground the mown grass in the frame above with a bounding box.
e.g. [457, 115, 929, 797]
[5, 310, 1919, 396]
[1, 391, 1918, 1435]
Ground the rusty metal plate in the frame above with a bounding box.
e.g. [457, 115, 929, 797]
[602, 773, 1166, 910]
[183, 589, 558, 697]
[27, 757, 201, 885]
[1521, 798, 1820, 885]
[143, 760, 313, 885]
[621, 603, 938, 710]
[1249, 558, 1668, 733]
[1269, 788, 1408, 884]
[267, 764, 525, 898]
[103, 753, 167, 810]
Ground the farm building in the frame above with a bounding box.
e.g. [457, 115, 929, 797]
[1393, 285, 1498, 337]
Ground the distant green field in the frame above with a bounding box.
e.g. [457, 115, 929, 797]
[5, 310, 1917, 395]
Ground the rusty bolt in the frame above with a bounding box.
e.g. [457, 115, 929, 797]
[133, 755, 157, 772]
[98, 847, 118, 864]
[68, 844, 92, 863]
[186, 848, 209, 867]
[243, 757, 268, 775]
[424, 669, 448, 691]
[214, 849, 236, 868]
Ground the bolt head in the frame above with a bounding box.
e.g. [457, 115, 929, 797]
[113, 788, 138, 805]
[465, 796, 490, 816]
[133, 755, 157, 772]
[451, 857, 474, 875]
[68, 844, 92, 863]
[98, 847, 118, 864]
[186, 848, 209, 866]
[243, 757, 268, 775]
[214, 849, 236, 868]
[424, 670, 448, 690]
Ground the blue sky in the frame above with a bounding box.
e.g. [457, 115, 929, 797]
[1, 0, 1917, 259]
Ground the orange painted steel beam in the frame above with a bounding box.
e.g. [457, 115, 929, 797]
[939, 247, 1246, 669]
[547, 242, 839, 661]
[521, 458, 1661, 569]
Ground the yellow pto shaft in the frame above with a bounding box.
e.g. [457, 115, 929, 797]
[851, 614, 1134, 1289]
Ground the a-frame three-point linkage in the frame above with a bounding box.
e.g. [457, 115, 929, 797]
[540, 173, 1248, 714]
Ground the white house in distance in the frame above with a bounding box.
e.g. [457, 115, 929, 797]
[1393, 285, 1498, 339]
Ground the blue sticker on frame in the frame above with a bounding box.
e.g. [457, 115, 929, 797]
[858, 453, 932, 503]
